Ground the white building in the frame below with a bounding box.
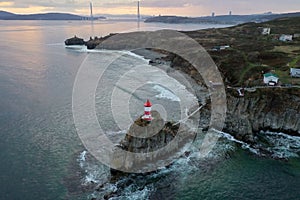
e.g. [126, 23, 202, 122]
[263, 73, 279, 85]
[293, 34, 300, 38]
[262, 28, 271, 35]
[279, 34, 293, 42]
[212, 45, 230, 51]
[290, 68, 300, 78]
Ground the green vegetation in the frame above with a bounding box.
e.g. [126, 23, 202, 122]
[290, 55, 300, 68]
[183, 17, 300, 86]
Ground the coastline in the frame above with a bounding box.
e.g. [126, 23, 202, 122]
[65, 16, 300, 151]
[136, 48, 300, 140]
[62, 20, 300, 200]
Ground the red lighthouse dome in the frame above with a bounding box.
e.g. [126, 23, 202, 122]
[144, 99, 152, 107]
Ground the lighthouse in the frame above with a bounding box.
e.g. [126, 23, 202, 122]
[142, 99, 152, 122]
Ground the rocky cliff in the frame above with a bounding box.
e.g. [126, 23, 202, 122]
[160, 53, 300, 143]
[224, 88, 300, 142]
[120, 111, 176, 153]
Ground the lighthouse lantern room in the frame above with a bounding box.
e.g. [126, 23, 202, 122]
[142, 99, 152, 122]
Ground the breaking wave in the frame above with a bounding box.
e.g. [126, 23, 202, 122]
[153, 85, 181, 102]
[216, 129, 300, 159]
[77, 150, 110, 186]
[258, 131, 300, 159]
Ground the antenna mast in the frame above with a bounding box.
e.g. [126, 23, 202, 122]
[90, 1, 94, 21]
[137, 0, 140, 21]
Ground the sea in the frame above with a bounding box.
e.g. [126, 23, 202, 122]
[0, 20, 299, 200]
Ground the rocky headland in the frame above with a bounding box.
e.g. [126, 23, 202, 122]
[160, 50, 300, 144]
[66, 16, 300, 149]
[75, 17, 300, 200]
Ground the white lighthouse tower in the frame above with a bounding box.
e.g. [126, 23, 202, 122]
[142, 99, 152, 122]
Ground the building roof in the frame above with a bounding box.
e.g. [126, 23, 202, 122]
[264, 73, 279, 78]
[291, 68, 300, 71]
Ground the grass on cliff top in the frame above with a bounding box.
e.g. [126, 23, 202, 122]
[185, 17, 300, 86]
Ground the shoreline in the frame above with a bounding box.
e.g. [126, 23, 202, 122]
[64, 34, 300, 200]
[123, 47, 300, 150]
[65, 35, 300, 145]
[65, 16, 300, 149]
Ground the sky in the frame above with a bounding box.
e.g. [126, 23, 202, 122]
[0, 0, 300, 17]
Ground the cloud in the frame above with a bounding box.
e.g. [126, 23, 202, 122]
[0, 1, 14, 7]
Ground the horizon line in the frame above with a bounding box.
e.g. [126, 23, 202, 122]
[1, 9, 300, 18]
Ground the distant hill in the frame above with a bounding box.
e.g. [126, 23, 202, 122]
[0, 10, 105, 20]
[145, 12, 300, 25]
[0, 10, 17, 18]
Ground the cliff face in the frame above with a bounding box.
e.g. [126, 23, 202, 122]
[164, 54, 300, 142]
[120, 111, 176, 153]
[224, 88, 300, 142]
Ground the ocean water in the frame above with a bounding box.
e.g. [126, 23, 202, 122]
[0, 20, 299, 200]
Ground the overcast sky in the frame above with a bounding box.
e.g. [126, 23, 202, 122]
[0, 0, 300, 16]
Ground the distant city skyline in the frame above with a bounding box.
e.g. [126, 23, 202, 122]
[0, 0, 300, 17]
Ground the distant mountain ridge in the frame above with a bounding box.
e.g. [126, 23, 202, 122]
[145, 12, 300, 24]
[0, 10, 105, 20]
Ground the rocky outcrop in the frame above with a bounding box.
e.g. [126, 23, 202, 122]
[65, 34, 115, 49]
[110, 111, 195, 173]
[85, 37, 103, 49]
[64, 36, 85, 45]
[120, 111, 179, 153]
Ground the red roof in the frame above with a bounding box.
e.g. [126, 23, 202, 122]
[144, 99, 152, 107]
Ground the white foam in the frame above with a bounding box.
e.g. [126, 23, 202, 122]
[84, 172, 100, 184]
[263, 131, 300, 140]
[123, 185, 154, 200]
[216, 130, 300, 159]
[78, 150, 87, 168]
[213, 129, 260, 155]
[77, 150, 110, 185]
[65, 46, 149, 64]
[65, 45, 87, 51]
[153, 85, 181, 102]
[261, 131, 300, 158]
[124, 51, 151, 64]
[105, 130, 127, 136]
